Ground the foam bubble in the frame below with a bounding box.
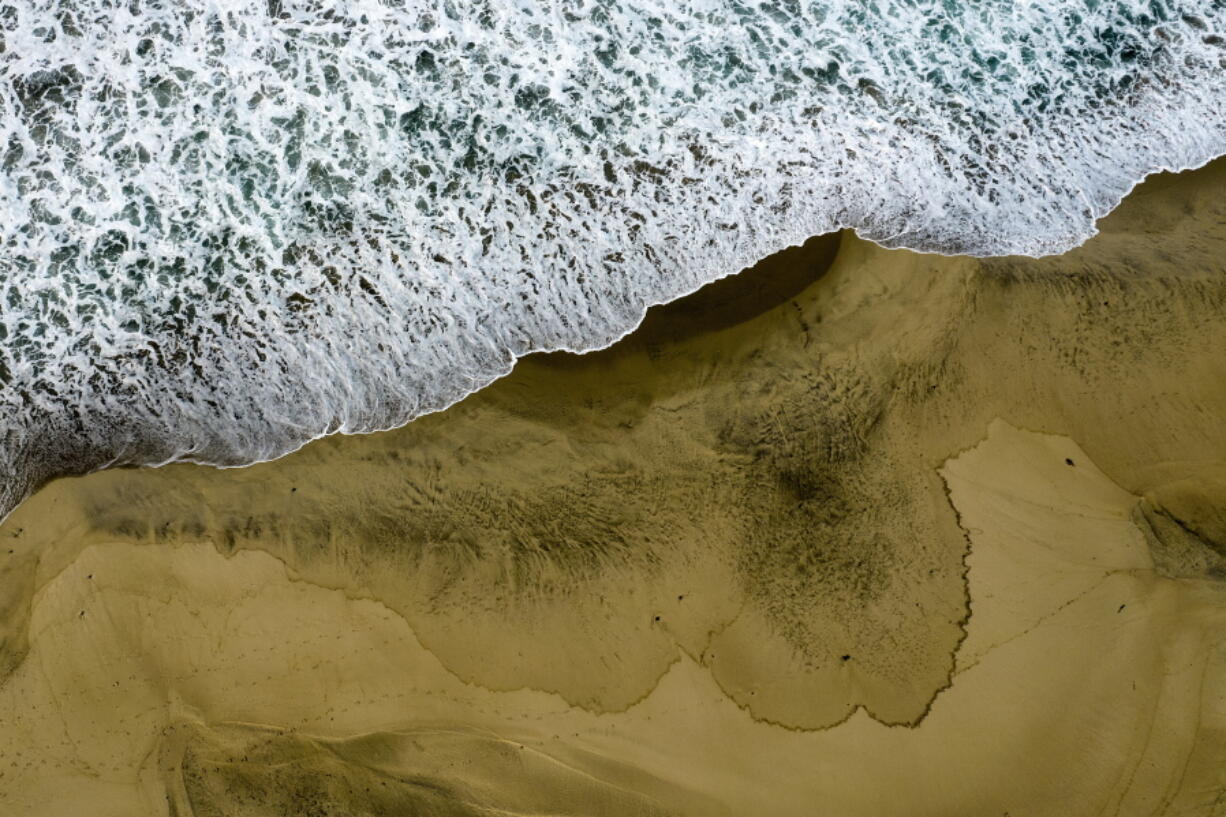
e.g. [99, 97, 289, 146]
[0, 0, 1223, 516]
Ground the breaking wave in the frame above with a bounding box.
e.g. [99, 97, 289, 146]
[1, 0, 1224, 516]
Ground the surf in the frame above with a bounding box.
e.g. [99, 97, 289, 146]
[0, 0, 1223, 519]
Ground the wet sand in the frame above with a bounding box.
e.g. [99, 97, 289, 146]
[0, 160, 1224, 815]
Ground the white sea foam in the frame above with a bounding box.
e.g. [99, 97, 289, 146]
[0, 0, 1223, 516]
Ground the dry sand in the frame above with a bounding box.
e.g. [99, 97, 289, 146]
[0, 160, 1224, 815]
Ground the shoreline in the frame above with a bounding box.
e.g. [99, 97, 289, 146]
[1, 158, 1225, 814]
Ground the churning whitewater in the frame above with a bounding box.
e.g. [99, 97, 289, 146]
[1, 0, 1224, 516]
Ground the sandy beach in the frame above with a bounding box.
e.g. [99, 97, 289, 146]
[0, 159, 1224, 815]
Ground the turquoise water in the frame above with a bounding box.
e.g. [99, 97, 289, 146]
[0, 0, 1223, 516]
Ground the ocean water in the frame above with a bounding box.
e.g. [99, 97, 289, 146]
[0, 0, 1223, 517]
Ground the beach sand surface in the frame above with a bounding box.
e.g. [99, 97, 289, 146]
[1, 160, 1225, 815]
